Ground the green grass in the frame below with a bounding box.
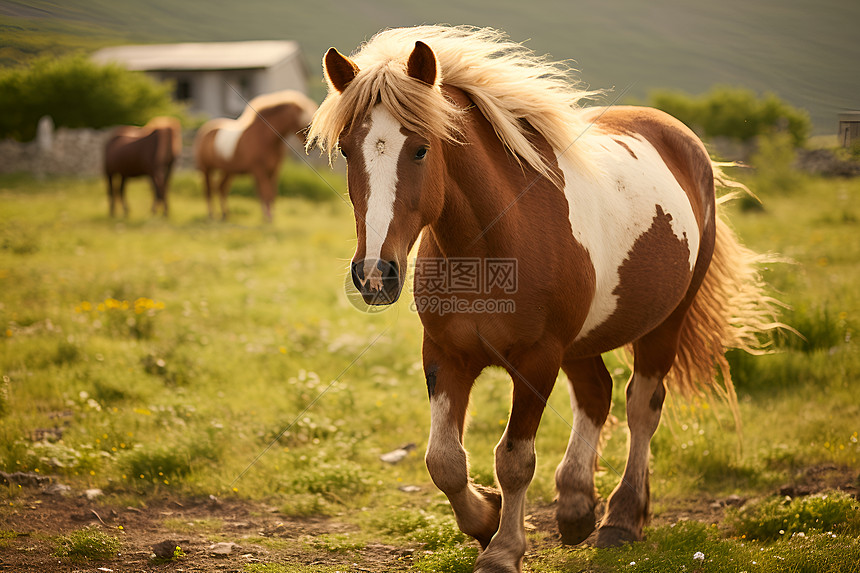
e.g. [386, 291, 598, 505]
[528, 520, 860, 573]
[54, 527, 122, 561]
[2, 166, 860, 571]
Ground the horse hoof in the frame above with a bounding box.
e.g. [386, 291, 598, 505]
[594, 525, 639, 548]
[474, 555, 521, 573]
[558, 514, 595, 545]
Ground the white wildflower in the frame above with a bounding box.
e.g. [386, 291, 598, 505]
[693, 551, 705, 560]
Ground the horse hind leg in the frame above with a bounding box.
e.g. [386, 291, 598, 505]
[119, 176, 130, 217]
[555, 354, 613, 545]
[595, 312, 685, 547]
[149, 173, 161, 215]
[106, 174, 116, 217]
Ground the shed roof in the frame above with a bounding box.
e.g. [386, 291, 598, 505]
[92, 41, 301, 71]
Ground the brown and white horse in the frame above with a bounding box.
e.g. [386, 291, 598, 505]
[104, 116, 182, 217]
[194, 90, 317, 222]
[309, 26, 776, 573]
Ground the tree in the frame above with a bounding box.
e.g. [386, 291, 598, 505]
[649, 86, 810, 147]
[0, 55, 182, 141]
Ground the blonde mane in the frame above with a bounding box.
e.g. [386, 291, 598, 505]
[308, 25, 601, 180]
[240, 90, 317, 127]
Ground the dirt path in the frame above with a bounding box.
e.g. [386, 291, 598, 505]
[1, 486, 410, 573]
[1, 465, 856, 572]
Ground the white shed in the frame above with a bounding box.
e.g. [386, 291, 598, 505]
[92, 41, 308, 118]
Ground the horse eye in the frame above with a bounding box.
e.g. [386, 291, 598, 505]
[414, 147, 428, 160]
[339, 147, 348, 159]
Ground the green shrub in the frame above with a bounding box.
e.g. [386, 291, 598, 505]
[650, 86, 811, 147]
[750, 132, 807, 196]
[375, 507, 469, 549]
[285, 461, 376, 501]
[774, 302, 851, 352]
[0, 55, 182, 141]
[121, 436, 221, 484]
[54, 527, 121, 561]
[726, 491, 860, 540]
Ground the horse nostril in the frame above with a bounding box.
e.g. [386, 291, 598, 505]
[351, 261, 364, 289]
[379, 260, 399, 281]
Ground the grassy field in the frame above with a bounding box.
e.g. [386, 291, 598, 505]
[1, 163, 859, 571]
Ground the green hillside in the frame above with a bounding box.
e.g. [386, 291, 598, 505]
[1, 0, 858, 133]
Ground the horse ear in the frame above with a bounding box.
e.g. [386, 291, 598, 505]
[324, 48, 360, 93]
[406, 41, 438, 86]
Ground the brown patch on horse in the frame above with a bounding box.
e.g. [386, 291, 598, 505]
[613, 138, 637, 159]
[570, 205, 693, 357]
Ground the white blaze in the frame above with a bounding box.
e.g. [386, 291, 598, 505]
[361, 105, 408, 262]
[558, 133, 700, 340]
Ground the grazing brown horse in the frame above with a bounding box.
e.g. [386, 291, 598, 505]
[309, 26, 778, 572]
[104, 116, 182, 217]
[193, 90, 317, 222]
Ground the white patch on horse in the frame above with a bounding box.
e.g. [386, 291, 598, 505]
[361, 105, 408, 262]
[213, 124, 244, 161]
[558, 134, 700, 340]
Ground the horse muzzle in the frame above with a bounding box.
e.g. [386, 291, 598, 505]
[351, 259, 402, 305]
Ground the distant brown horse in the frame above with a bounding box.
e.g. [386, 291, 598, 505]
[104, 116, 182, 217]
[309, 26, 780, 573]
[193, 90, 317, 222]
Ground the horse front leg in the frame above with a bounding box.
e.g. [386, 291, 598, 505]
[218, 173, 234, 220]
[202, 169, 215, 219]
[475, 344, 561, 573]
[423, 337, 500, 549]
[253, 167, 277, 223]
[555, 354, 613, 545]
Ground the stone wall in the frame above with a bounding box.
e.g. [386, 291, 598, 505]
[0, 126, 111, 177]
[0, 118, 197, 177]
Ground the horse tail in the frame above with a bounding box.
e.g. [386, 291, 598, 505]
[669, 171, 784, 433]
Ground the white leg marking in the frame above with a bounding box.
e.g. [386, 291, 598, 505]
[361, 105, 408, 263]
[477, 436, 534, 570]
[556, 385, 602, 515]
[426, 394, 499, 541]
[425, 395, 468, 493]
[602, 373, 663, 534]
[623, 374, 662, 487]
[557, 135, 701, 339]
